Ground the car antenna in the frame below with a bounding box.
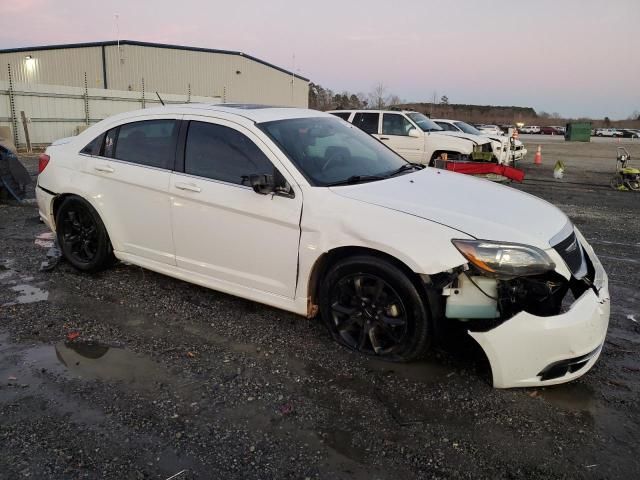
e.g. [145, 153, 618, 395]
[156, 92, 165, 106]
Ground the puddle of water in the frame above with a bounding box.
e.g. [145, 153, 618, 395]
[3, 284, 49, 306]
[537, 382, 597, 412]
[24, 341, 169, 387]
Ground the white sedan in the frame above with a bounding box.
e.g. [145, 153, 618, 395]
[35, 104, 610, 388]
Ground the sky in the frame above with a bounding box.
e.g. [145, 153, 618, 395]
[1, 0, 639, 119]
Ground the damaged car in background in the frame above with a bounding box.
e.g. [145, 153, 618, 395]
[35, 104, 610, 388]
[433, 118, 528, 164]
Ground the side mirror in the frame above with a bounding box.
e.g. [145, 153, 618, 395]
[248, 174, 276, 194]
[248, 173, 295, 198]
[408, 128, 421, 138]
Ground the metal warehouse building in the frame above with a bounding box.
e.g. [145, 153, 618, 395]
[0, 40, 309, 107]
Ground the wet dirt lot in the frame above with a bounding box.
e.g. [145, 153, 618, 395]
[1, 140, 639, 479]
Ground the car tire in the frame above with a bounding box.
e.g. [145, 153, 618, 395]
[319, 255, 431, 362]
[55, 196, 115, 272]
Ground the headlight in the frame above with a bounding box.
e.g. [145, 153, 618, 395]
[452, 239, 555, 278]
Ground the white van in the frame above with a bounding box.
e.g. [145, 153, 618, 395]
[328, 110, 493, 166]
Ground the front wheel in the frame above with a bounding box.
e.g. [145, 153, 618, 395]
[319, 256, 431, 362]
[55, 196, 115, 272]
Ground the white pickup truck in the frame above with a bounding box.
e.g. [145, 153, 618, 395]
[328, 110, 493, 166]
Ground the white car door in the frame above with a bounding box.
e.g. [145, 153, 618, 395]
[378, 113, 424, 163]
[169, 116, 302, 298]
[82, 116, 179, 265]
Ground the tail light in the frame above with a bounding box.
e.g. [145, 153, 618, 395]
[38, 153, 50, 173]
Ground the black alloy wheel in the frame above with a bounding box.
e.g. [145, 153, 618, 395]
[56, 196, 114, 272]
[320, 256, 431, 361]
[330, 273, 408, 355]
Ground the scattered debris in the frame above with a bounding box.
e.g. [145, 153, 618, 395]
[186, 351, 196, 358]
[8, 376, 17, 381]
[35, 231, 55, 249]
[164, 469, 188, 480]
[40, 241, 62, 272]
[278, 402, 295, 416]
[627, 314, 638, 323]
[66, 331, 80, 342]
[553, 160, 565, 179]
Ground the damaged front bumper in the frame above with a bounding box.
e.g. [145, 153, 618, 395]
[468, 231, 610, 388]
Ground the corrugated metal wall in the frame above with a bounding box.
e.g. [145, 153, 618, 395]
[0, 47, 105, 88]
[104, 45, 308, 107]
[0, 44, 309, 108]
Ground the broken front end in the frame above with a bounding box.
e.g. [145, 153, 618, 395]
[436, 226, 609, 388]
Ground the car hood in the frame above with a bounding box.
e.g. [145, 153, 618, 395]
[330, 168, 569, 249]
[433, 131, 492, 146]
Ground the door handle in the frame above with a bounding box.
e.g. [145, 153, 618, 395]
[175, 182, 201, 193]
[94, 165, 114, 173]
[379, 137, 389, 140]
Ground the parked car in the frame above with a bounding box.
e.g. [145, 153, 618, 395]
[594, 128, 623, 137]
[618, 129, 640, 138]
[328, 110, 493, 166]
[519, 125, 541, 134]
[475, 124, 504, 136]
[36, 104, 610, 388]
[433, 118, 527, 164]
[539, 126, 563, 135]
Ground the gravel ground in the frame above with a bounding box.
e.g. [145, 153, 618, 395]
[1, 141, 638, 479]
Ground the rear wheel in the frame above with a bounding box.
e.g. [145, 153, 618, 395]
[319, 255, 431, 362]
[55, 196, 114, 272]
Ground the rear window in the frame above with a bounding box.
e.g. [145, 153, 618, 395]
[80, 133, 105, 155]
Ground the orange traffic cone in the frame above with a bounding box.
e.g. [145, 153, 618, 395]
[534, 145, 542, 165]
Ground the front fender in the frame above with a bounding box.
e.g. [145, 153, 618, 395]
[295, 187, 469, 301]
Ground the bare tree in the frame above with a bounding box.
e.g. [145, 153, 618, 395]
[369, 83, 388, 110]
[387, 95, 402, 107]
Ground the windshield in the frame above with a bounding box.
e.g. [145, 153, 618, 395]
[454, 121, 483, 136]
[258, 117, 410, 186]
[406, 113, 443, 132]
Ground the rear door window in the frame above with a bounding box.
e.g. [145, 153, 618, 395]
[184, 121, 274, 186]
[113, 120, 178, 169]
[352, 112, 379, 134]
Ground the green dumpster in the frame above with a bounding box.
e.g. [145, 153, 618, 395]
[565, 122, 592, 142]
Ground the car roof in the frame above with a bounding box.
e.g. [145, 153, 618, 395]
[328, 109, 419, 115]
[113, 103, 332, 124]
